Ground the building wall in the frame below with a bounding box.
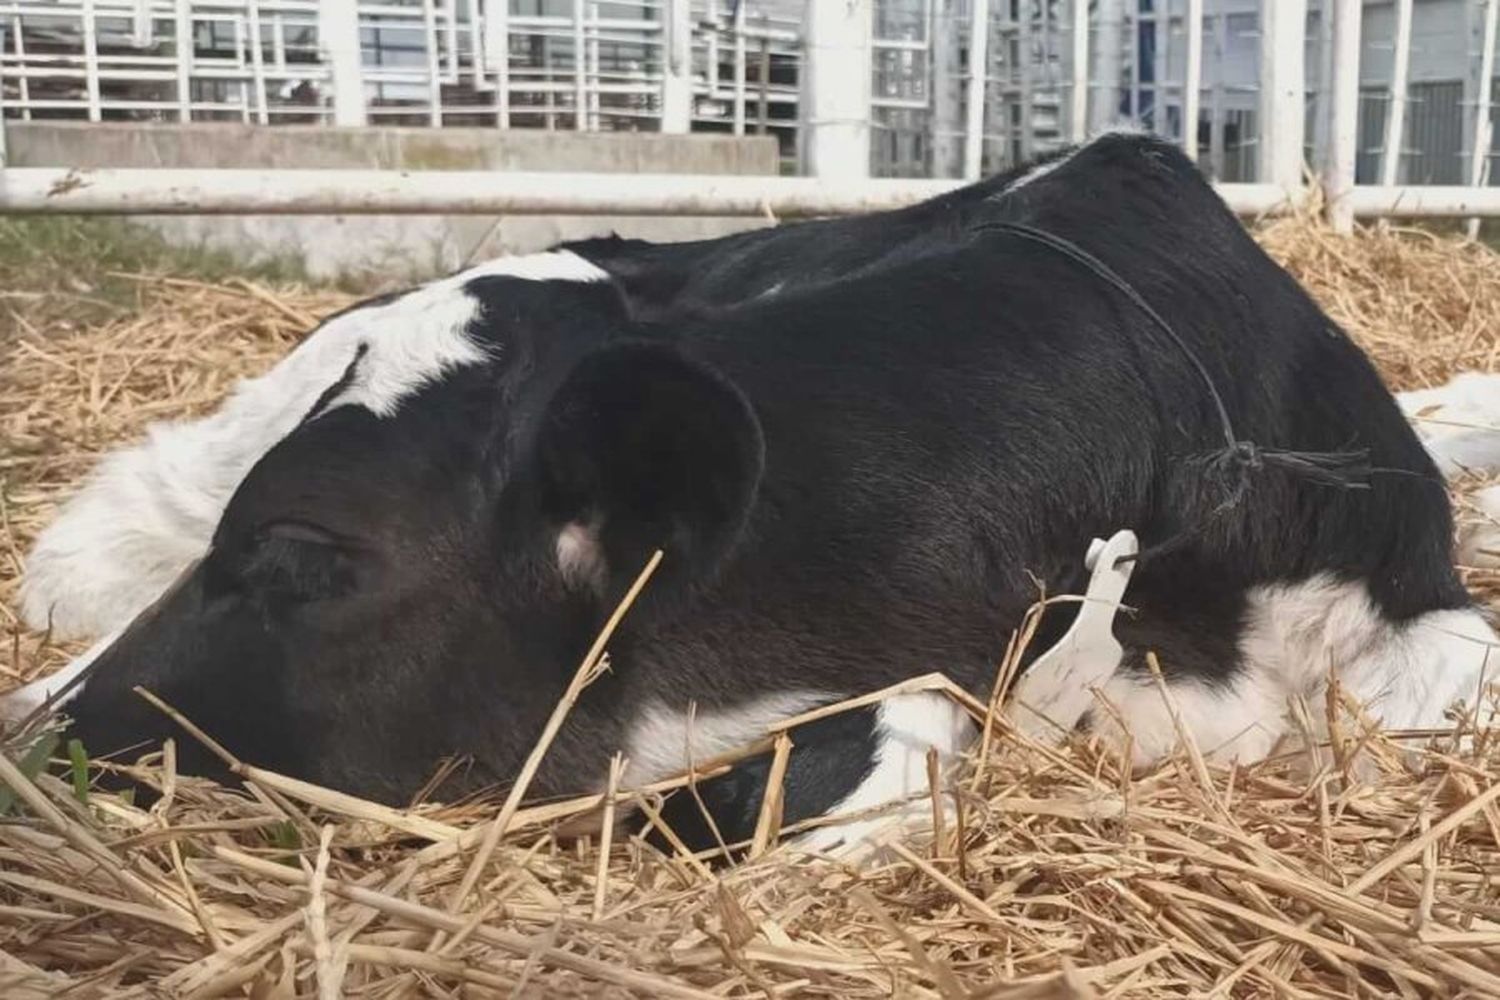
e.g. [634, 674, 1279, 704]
[6, 122, 780, 283]
[1359, 0, 1471, 86]
[1356, 0, 1482, 184]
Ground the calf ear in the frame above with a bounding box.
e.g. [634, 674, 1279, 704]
[531, 341, 764, 594]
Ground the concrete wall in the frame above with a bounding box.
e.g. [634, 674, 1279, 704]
[7, 123, 781, 285]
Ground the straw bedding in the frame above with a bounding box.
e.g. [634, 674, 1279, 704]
[3, 220, 1500, 998]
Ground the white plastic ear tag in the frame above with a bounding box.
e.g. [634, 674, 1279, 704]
[1006, 529, 1138, 741]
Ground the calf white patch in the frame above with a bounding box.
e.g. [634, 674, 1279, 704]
[1396, 372, 1500, 478]
[619, 690, 835, 789]
[1003, 123, 1152, 194]
[621, 690, 979, 860]
[1460, 483, 1500, 569]
[1333, 604, 1497, 734]
[1006, 151, 1075, 192]
[1087, 575, 1500, 769]
[792, 691, 976, 858]
[21, 251, 607, 640]
[555, 521, 604, 590]
[1085, 669, 1289, 770]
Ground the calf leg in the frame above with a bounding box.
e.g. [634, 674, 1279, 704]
[648, 692, 976, 860]
[1084, 574, 1498, 768]
[789, 693, 975, 858]
[1084, 666, 1291, 769]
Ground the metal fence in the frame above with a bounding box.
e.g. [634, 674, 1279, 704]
[7, 1, 1500, 225]
[0, 0, 1270, 179]
[0, 2, 803, 154]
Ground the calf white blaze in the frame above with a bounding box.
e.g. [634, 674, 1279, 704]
[20, 251, 606, 640]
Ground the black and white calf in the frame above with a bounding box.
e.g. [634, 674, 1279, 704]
[7, 133, 1495, 855]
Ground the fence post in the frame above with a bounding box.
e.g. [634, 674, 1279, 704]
[1183, 0, 1203, 159]
[1210, 4, 1226, 176]
[963, 0, 990, 179]
[733, 0, 747, 136]
[1379, 0, 1412, 186]
[422, 0, 442, 127]
[174, 0, 192, 122]
[131, 0, 153, 48]
[1091, 0, 1124, 134]
[320, 0, 366, 126]
[1326, 0, 1361, 232]
[1470, 0, 1499, 239]
[82, 0, 102, 122]
[0, 22, 6, 169]
[1069, 0, 1088, 142]
[932, 0, 964, 175]
[573, 0, 587, 130]
[1258, 0, 1306, 197]
[801, 0, 872, 180]
[1311, 0, 1334, 171]
[486, 0, 511, 128]
[661, 0, 691, 133]
[246, 1, 269, 125]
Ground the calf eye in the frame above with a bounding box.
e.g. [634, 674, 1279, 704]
[256, 520, 339, 548]
[233, 520, 359, 603]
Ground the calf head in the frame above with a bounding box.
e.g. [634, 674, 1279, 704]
[50, 289, 765, 805]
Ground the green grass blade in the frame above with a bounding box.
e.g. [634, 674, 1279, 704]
[0, 733, 61, 817]
[67, 739, 90, 805]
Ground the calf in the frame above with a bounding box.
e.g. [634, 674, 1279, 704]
[7, 132, 1494, 856]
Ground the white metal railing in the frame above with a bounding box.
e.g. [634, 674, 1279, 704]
[6, 1, 1500, 226]
[865, 0, 1500, 228]
[0, 165, 1292, 216]
[0, 1, 802, 139]
[0, 1, 334, 124]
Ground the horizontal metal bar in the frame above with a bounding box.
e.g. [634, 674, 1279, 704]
[0, 98, 316, 112]
[1346, 185, 1500, 217]
[0, 169, 1297, 219]
[0, 168, 958, 216]
[1, 66, 178, 80]
[0, 1, 320, 13]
